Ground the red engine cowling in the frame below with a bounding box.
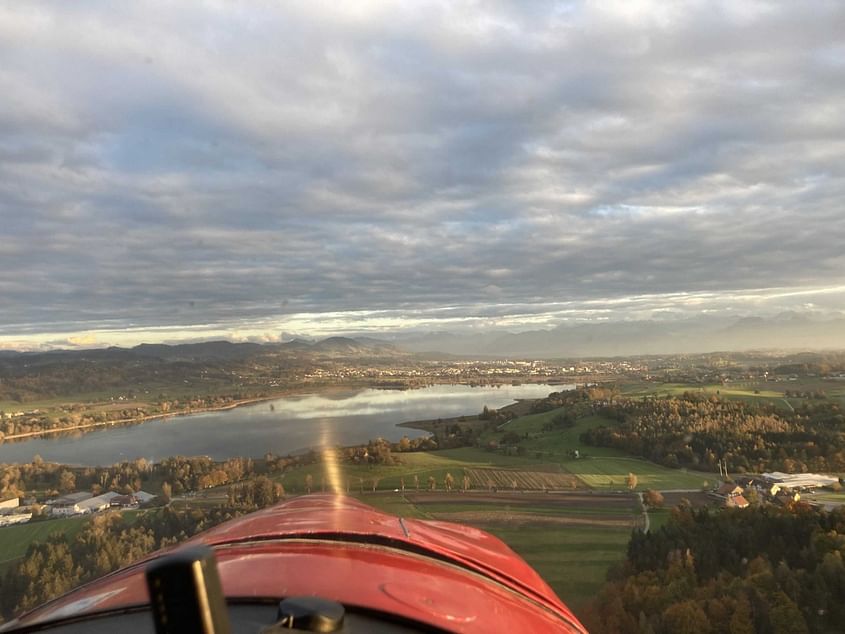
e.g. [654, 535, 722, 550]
[3, 495, 587, 633]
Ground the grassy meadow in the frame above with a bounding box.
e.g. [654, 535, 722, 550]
[0, 516, 89, 569]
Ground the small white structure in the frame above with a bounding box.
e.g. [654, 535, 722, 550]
[0, 512, 31, 527]
[0, 497, 20, 510]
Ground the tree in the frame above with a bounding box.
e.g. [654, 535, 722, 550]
[768, 592, 808, 634]
[643, 490, 664, 508]
[253, 477, 276, 507]
[662, 600, 711, 634]
[58, 470, 76, 493]
[428, 476, 436, 491]
[304, 474, 313, 494]
[728, 596, 755, 634]
[444, 473, 454, 492]
[161, 481, 172, 503]
[627, 473, 638, 490]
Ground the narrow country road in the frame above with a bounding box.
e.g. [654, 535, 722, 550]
[638, 492, 650, 533]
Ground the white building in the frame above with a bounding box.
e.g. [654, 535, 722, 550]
[761, 472, 840, 490]
[0, 497, 20, 510]
[75, 491, 122, 514]
[50, 491, 94, 516]
[0, 512, 31, 527]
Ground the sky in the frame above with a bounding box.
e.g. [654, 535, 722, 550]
[1, 1, 844, 350]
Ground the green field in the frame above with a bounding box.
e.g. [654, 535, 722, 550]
[486, 525, 631, 610]
[274, 447, 542, 494]
[273, 407, 716, 495]
[0, 516, 90, 567]
[360, 491, 636, 613]
[647, 508, 672, 532]
[473, 408, 715, 491]
[564, 456, 711, 491]
[0, 509, 151, 574]
[618, 378, 845, 410]
[493, 412, 627, 458]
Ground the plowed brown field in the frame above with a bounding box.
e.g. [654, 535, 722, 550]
[464, 467, 583, 490]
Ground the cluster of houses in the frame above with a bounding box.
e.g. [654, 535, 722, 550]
[711, 471, 841, 509]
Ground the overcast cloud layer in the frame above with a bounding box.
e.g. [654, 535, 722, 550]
[1, 1, 844, 349]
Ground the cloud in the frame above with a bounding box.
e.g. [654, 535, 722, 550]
[0, 1, 844, 347]
[66, 334, 99, 347]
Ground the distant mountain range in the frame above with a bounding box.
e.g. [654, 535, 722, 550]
[0, 336, 407, 364]
[390, 313, 845, 358]
[2, 315, 843, 360]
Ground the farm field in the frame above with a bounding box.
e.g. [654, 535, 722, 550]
[564, 456, 711, 491]
[488, 525, 631, 611]
[362, 490, 639, 613]
[477, 407, 716, 491]
[618, 378, 845, 409]
[486, 412, 627, 458]
[271, 404, 716, 498]
[0, 509, 151, 574]
[0, 516, 89, 568]
[463, 467, 583, 491]
[273, 447, 543, 494]
[647, 508, 671, 532]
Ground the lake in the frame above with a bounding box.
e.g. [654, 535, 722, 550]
[0, 383, 566, 466]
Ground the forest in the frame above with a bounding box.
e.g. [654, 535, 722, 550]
[581, 393, 845, 474]
[584, 503, 845, 633]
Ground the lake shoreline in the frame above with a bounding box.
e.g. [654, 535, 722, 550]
[396, 398, 538, 433]
[0, 380, 559, 446]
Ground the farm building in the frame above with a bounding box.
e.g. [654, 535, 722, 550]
[716, 483, 744, 497]
[725, 495, 750, 509]
[711, 482, 750, 509]
[134, 491, 156, 504]
[761, 472, 839, 490]
[76, 492, 122, 514]
[0, 511, 31, 527]
[109, 494, 138, 508]
[50, 491, 94, 516]
[0, 497, 20, 510]
[51, 491, 122, 516]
